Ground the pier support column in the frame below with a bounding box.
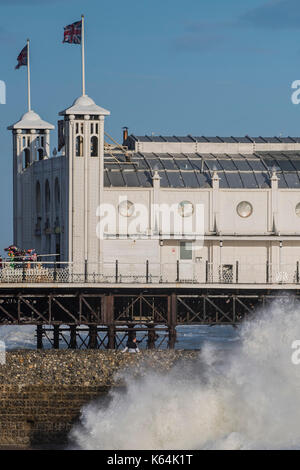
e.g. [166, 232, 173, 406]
[88, 325, 98, 349]
[53, 325, 60, 349]
[168, 326, 177, 349]
[69, 325, 77, 349]
[107, 326, 115, 349]
[36, 325, 43, 350]
[168, 293, 177, 349]
[103, 294, 115, 349]
[147, 325, 156, 349]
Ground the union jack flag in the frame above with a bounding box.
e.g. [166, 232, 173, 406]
[15, 45, 28, 69]
[63, 20, 82, 44]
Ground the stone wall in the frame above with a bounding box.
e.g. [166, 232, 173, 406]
[0, 350, 198, 448]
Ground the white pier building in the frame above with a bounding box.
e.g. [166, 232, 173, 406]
[8, 94, 300, 285]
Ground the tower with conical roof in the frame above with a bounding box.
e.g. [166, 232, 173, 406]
[8, 109, 54, 249]
[59, 94, 110, 268]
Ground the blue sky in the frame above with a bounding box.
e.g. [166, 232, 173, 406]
[0, 0, 300, 250]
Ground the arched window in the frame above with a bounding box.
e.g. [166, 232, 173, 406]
[23, 148, 30, 169]
[55, 178, 60, 212]
[38, 148, 44, 161]
[45, 180, 50, 213]
[36, 181, 41, 214]
[90, 136, 98, 157]
[76, 136, 83, 156]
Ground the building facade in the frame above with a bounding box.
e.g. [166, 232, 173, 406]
[8, 94, 300, 285]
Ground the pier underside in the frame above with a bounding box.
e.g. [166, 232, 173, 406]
[0, 285, 298, 350]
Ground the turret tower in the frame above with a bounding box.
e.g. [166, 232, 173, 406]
[8, 110, 54, 248]
[59, 94, 110, 268]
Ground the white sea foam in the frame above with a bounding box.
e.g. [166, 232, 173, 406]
[69, 297, 300, 450]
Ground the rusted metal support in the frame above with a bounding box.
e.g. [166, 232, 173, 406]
[88, 325, 98, 349]
[69, 325, 77, 349]
[147, 324, 156, 349]
[107, 326, 115, 349]
[168, 293, 177, 326]
[233, 295, 236, 323]
[168, 293, 177, 349]
[168, 327, 176, 349]
[52, 297, 77, 323]
[53, 325, 60, 349]
[146, 260, 149, 283]
[205, 296, 233, 323]
[81, 296, 100, 323]
[103, 294, 114, 325]
[103, 294, 115, 349]
[19, 296, 48, 323]
[2, 288, 300, 332]
[36, 325, 43, 349]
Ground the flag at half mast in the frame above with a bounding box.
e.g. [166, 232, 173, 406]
[15, 45, 28, 69]
[63, 20, 82, 44]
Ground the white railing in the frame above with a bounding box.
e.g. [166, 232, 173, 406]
[0, 260, 299, 285]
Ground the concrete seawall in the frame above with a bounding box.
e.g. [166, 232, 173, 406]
[0, 350, 199, 448]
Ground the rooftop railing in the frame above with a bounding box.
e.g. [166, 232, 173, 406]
[0, 260, 299, 285]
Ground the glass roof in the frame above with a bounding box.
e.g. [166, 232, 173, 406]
[103, 151, 300, 188]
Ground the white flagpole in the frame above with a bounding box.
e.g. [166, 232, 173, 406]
[27, 38, 31, 111]
[81, 15, 85, 96]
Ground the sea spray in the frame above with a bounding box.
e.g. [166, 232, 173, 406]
[70, 297, 300, 449]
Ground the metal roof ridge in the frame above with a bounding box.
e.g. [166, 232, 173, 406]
[129, 134, 300, 142]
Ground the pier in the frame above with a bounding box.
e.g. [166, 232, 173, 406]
[0, 260, 299, 350]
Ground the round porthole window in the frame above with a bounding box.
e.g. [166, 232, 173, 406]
[296, 203, 300, 217]
[118, 200, 134, 217]
[236, 201, 253, 218]
[178, 201, 194, 217]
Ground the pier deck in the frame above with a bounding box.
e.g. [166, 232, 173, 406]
[0, 259, 299, 349]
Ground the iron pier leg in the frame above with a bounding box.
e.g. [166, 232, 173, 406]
[107, 326, 115, 349]
[147, 325, 156, 349]
[168, 293, 177, 349]
[104, 294, 115, 349]
[53, 325, 60, 349]
[168, 326, 177, 349]
[88, 325, 98, 349]
[37, 325, 43, 350]
[69, 325, 77, 349]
